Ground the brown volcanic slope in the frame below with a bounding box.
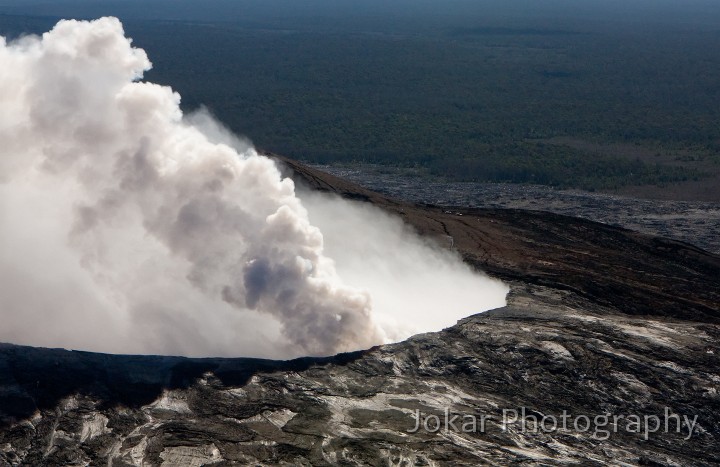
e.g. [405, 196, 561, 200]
[1, 157, 719, 466]
[275, 154, 720, 323]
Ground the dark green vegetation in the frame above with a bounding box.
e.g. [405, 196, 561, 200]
[1, 1, 719, 191]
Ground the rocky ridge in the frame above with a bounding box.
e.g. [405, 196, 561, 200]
[1, 158, 718, 466]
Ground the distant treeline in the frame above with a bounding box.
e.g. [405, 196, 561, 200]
[1, 11, 718, 190]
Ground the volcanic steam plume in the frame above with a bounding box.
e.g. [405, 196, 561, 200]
[0, 18, 507, 358]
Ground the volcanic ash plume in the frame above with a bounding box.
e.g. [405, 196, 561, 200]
[0, 18, 508, 358]
[0, 17, 382, 357]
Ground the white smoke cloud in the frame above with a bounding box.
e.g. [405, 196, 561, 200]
[0, 17, 507, 358]
[299, 192, 508, 341]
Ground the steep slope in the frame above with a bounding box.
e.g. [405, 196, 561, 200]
[2, 285, 718, 466]
[1, 158, 719, 466]
[277, 154, 720, 323]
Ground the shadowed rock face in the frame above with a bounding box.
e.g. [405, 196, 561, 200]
[1, 158, 719, 466]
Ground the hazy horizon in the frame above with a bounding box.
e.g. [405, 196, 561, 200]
[1, 0, 720, 31]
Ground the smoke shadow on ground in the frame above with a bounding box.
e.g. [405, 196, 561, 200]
[0, 342, 370, 427]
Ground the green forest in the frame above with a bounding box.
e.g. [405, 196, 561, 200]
[1, 6, 719, 191]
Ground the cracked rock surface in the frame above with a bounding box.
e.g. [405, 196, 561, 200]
[1, 286, 718, 466]
[1, 159, 718, 466]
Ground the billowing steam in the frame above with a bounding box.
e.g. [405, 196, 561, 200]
[0, 18, 507, 358]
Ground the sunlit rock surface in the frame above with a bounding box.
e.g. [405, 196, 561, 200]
[1, 160, 718, 466]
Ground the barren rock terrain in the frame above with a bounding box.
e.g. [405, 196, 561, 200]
[1, 159, 718, 466]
